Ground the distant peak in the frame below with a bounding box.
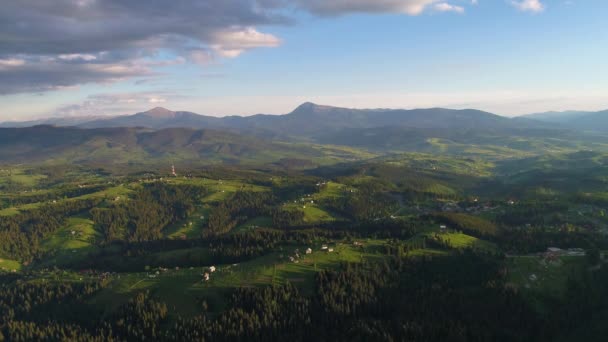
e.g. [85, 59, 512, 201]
[147, 107, 173, 114]
[291, 102, 335, 115]
[294, 102, 319, 110]
[142, 107, 175, 118]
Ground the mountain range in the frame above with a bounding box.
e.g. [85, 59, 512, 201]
[1, 103, 608, 165]
[0, 103, 551, 135]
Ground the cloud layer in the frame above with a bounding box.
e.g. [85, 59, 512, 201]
[0, 0, 285, 94]
[1, 0, 530, 95]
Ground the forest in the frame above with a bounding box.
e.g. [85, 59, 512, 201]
[1, 151, 608, 341]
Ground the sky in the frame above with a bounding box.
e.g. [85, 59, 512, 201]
[1, 0, 607, 121]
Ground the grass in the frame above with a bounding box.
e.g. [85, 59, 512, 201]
[233, 216, 273, 233]
[165, 206, 211, 239]
[0, 258, 21, 272]
[0, 184, 133, 217]
[168, 177, 268, 203]
[40, 215, 102, 267]
[89, 239, 392, 317]
[313, 181, 347, 200]
[432, 232, 498, 253]
[0, 168, 47, 187]
[283, 202, 344, 224]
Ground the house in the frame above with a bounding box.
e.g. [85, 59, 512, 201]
[289, 256, 295, 262]
[439, 225, 447, 232]
[306, 248, 312, 254]
[328, 248, 334, 253]
[321, 245, 328, 250]
[547, 247, 562, 253]
[209, 266, 216, 273]
[203, 273, 210, 281]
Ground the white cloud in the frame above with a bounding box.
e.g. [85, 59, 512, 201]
[58, 54, 97, 61]
[294, 0, 441, 16]
[434, 3, 465, 13]
[210, 27, 282, 58]
[0, 58, 26, 68]
[148, 97, 167, 104]
[511, 0, 545, 12]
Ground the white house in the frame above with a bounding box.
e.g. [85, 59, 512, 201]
[209, 266, 216, 273]
[203, 273, 210, 281]
[306, 248, 312, 254]
[328, 248, 334, 253]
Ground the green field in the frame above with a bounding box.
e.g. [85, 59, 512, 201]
[40, 215, 102, 266]
[0, 168, 47, 187]
[89, 239, 391, 316]
[433, 232, 498, 253]
[0, 258, 21, 272]
[233, 216, 273, 233]
[0, 184, 133, 217]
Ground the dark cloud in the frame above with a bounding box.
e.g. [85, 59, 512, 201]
[0, 0, 463, 95]
[0, 0, 286, 94]
[0, 56, 152, 94]
[0, 0, 285, 55]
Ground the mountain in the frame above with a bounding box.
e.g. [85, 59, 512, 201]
[1, 103, 556, 138]
[521, 109, 608, 132]
[0, 125, 369, 166]
[78, 107, 224, 130]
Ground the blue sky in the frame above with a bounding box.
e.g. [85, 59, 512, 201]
[1, 0, 607, 120]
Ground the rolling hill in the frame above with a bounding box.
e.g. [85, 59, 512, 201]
[0, 125, 371, 166]
[521, 109, 608, 132]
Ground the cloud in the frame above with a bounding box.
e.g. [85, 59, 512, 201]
[0, 0, 285, 94]
[211, 27, 282, 57]
[510, 0, 545, 12]
[0, 56, 151, 95]
[0, 0, 475, 95]
[291, 0, 441, 16]
[433, 3, 465, 13]
[0, 58, 26, 69]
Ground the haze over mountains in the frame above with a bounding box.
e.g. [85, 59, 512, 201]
[521, 109, 608, 131]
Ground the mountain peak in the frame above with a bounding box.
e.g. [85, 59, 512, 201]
[143, 107, 175, 118]
[291, 102, 336, 115]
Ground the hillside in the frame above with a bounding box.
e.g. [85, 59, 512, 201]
[521, 109, 608, 132]
[0, 126, 371, 166]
